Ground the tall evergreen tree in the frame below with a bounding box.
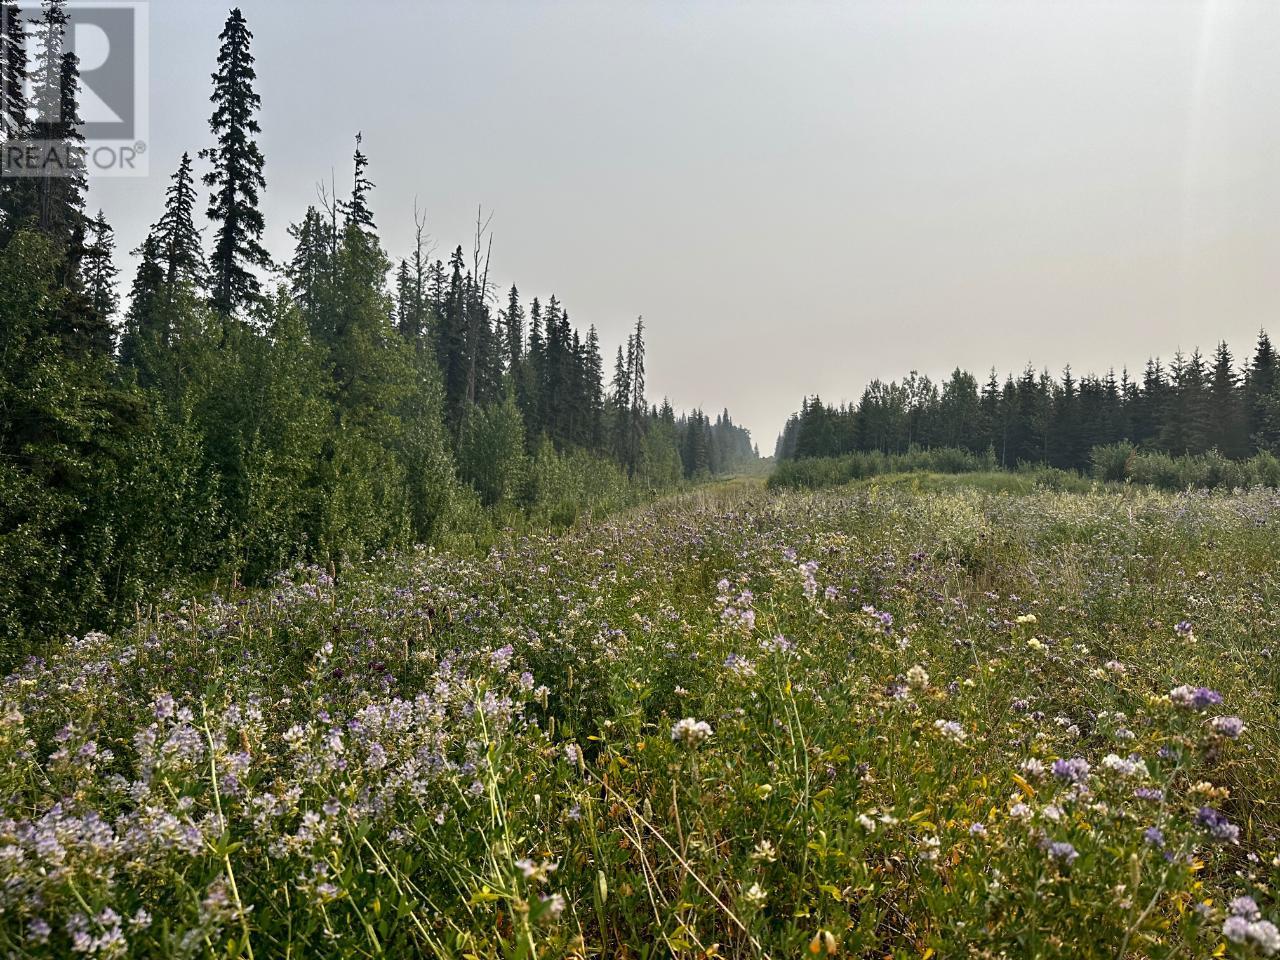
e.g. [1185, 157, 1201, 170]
[154, 152, 207, 290]
[0, 0, 29, 241]
[20, 3, 87, 266]
[119, 231, 164, 374]
[502, 285, 524, 372]
[82, 210, 119, 335]
[342, 133, 375, 236]
[201, 7, 269, 317]
[0, 1, 24, 141]
[1210, 342, 1246, 458]
[1246, 331, 1278, 452]
[286, 205, 331, 338]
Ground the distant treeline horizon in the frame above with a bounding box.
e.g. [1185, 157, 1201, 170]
[775, 331, 1280, 471]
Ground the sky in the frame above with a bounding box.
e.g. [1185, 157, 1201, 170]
[85, 0, 1280, 450]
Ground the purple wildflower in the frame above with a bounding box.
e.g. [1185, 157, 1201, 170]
[1046, 841, 1078, 865]
[1051, 757, 1091, 784]
[1195, 806, 1239, 843]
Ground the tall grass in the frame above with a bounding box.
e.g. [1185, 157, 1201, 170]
[4, 481, 1279, 956]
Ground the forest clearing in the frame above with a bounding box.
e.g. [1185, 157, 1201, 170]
[3, 476, 1278, 957]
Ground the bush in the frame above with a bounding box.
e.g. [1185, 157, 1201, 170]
[1098, 445, 1280, 492]
[768, 446, 996, 491]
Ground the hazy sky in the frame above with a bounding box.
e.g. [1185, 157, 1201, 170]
[87, 0, 1280, 448]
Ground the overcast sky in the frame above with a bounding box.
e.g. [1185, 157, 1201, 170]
[86, 0, 1280, 448]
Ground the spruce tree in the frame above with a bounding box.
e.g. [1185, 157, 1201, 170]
[584, 326, 605, 449]
[20, 3, 86, 264]
[1246, 331, 1277, 452]
[502, 284, 524, 371]
[202, 7, 269, 317]
[0, 1, 24, 141]
[286, 205, 331, 338]
[0, 0, 29, 240]
[155, 153, 206, 290]
[342, 133, 375, 237]
[82, 210, 119, 333]
[1210, 342, 1246, 458]
[436, 246, 470, 429]
[119, 231, 164, 374]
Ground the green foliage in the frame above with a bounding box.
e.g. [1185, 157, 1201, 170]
[0, 6, 757, 668]
[768, 446, 998, 491]
[780, 330, 1280, 473]
[4, 481, 1280, 957]
[1095, 446, 1280, 492]
[458, 393, 527, 508]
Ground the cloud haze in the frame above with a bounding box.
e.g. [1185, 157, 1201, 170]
[88, 0, 1280, 448]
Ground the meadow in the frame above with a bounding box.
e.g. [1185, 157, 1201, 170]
[2, 476, 1279, 958]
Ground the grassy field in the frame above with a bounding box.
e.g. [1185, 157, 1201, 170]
[3, 476, 1280, 957]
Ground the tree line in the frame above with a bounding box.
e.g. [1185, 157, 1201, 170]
[775, 334, 1280, 470]
[0, 3, 756, 656]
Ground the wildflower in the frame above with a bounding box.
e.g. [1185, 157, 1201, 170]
[1224, 915, 1251, 944]
[1249, 921, 1280, 955]
[27, 919, 51, 944]
[1100, 753, 1148, 778]
[751, 838, 778, 863]
[1020, 758, 1046, 779]
[1210, 716, 1245, 739]
[1016, 613, 1038, 625]
[538, 893, 566, 921]
[1230, 896, 1262, 921]
[1134, 787, 1164, 802]
[918, 835, 941, 861]
[1008, 802, 1033, 820]
[1169, 684, 1223, 710]
[153, 693, 175, 720]
[1226, 911, 1280, 956]
[1174, 620, 1195, 639]
[516, 858, 558, 882]
[1143, 826, 1164, 847]
[1051, 757, 1091, 784]
[1195, 806, 1239, 843]
[563, 742, 581, 765]
[1046, 841, 1078, 865]
[671, 718, 713, 747]
[743, 882, 768, 907]
[969, 822, 988, 837]
[723, 653, 756, 678]
[1027, 637, 1045, 651]
[905, 664, 930, 691]
[857, 812, 877, 832]
[934, 719, 966, 743]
